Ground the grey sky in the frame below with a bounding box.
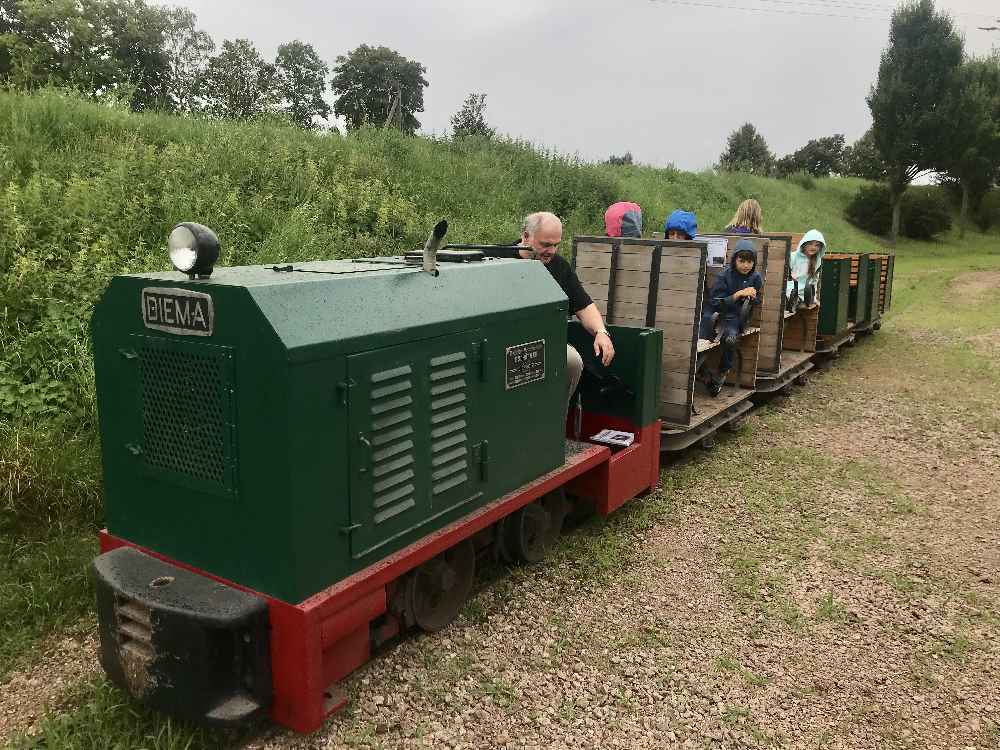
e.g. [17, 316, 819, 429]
[156, 0, 998, 170]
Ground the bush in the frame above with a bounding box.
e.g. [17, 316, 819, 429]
[845, 184, 952, 239]
[785, 171, 816, 191]
[903, 188, 953, 239]
[845, 184, 893, 235]
[973, 190, 1000, 232]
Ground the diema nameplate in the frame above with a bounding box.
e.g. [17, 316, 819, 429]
[141, 287, 215, 336]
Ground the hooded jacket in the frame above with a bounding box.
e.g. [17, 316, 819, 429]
[706, 241, 763, 322]
[604, 202, 643, 237]
[786, 229, 826, 300]
[664, 209, 698, 240]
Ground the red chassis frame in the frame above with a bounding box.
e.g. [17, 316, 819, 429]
[100, 414, 661, 734]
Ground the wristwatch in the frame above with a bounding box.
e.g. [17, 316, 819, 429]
[595, 328, 611, 339]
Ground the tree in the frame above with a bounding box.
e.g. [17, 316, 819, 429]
[275, 40, 330, 129]
[937, 53, 1000, 237]
[200, 38, 278, 120]
[331, 44, 427, 133]
[775, 134, 846, 177]
[96, 0, 173, 110]
[718, 123, 774, 175]
[160, 6, 213, 113]
[867, 0, 964, 243]
[842, 129, 888, 181]
[0, 0, 173, 111]
[450, 92, 493, 138]
[605, 151, 634, 166]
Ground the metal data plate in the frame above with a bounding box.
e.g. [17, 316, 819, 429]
[504, 339, 545, 390]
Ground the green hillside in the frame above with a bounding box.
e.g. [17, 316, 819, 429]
[0, 88, 984, 529]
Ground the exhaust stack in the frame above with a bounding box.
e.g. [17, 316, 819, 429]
[423, 220, 449, 275]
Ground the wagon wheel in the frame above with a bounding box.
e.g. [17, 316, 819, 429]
[503, 492, 567, 564]
[405, 538, 475, 633]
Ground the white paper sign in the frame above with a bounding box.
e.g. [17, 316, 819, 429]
[706, 237, 729, 268]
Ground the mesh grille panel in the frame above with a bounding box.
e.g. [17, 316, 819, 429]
[139, 343, 228, 485]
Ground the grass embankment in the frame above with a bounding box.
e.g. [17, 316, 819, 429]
[1, 89, 998, 748]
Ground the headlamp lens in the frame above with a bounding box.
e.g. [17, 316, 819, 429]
[168, 225, 198, 272]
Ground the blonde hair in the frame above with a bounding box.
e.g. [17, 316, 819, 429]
[727, 199, 762, 234]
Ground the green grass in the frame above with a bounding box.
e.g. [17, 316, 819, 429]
[6, 678, 246, 750]
[0, 513, 97, 680]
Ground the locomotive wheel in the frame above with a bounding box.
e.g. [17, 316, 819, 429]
[406, 538, 475, 633]
[503, 492, 566, 564]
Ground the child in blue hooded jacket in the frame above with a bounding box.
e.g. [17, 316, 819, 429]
[698, 238, 764, 395]
[664, 209, 698, 241]
[786, 229, 826, 309]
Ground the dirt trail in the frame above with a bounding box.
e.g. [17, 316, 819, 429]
[0, 627, 98, 741]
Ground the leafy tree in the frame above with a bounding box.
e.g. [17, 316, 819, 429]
[0, 0, 19, 80]
[842, 129, 888, 181]
[96, 0, 173, 110]
[937, 53, 1000, 236]
[331, 44, 427, 133]
[200, 38, 278, 120]
[718, 123, 774, 175]
[775, 134, 846, 177]
[867, 0, 964, 243]
[0, 0, 172, 111]
[450, 92, 494, 138]
[605, 151, 634, 166]
[160, 6, 213, 113]
[275, 40, 330, 129]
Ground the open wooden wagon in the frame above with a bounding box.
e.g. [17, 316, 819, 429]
[704, 233, 816, 395]
[572, 236, 767, 450]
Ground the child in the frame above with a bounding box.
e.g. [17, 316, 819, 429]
[664, 209, 698, 241]
[786, 229, 826, 309]
[724, 198, 763, 235]
[604, 202, 643, 238]
[698, 239, 764, 396]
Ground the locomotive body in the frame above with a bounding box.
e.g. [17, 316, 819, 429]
[92, 257, 568, 602]
[90, 249, 664, 731]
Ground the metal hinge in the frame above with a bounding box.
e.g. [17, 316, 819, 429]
[473, 440, 489, 481]
[336, 378, 356, 406]
[471, 339, 488, 382]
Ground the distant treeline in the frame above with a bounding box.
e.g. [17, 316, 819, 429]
[0, 0, 429, 131]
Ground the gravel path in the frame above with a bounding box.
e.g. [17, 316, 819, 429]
[3, 325, 997, 750]
[0, 625, 98, 740]
[244, 329, 1000, 750]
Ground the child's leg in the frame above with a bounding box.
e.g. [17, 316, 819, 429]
[698, 311, 716, 341]
[718, 320, 741, 373]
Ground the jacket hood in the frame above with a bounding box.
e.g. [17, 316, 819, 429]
[664, 209, 698, 240]
[796, 229, 826, 258]
[605, 202, 643, 237]
[731, 238, 758, 274]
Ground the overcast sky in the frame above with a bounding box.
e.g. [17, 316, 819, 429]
[155, 0, 999, 170]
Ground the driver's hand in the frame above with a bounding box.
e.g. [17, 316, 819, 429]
[594, 332, 615, 366]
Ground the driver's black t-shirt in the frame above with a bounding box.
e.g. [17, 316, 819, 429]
[487, 244, 593, 314]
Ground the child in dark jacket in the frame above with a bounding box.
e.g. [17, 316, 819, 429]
[698, 238, 764, 395]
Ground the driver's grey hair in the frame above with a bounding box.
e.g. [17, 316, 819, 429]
[521, 211, 561, 236]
